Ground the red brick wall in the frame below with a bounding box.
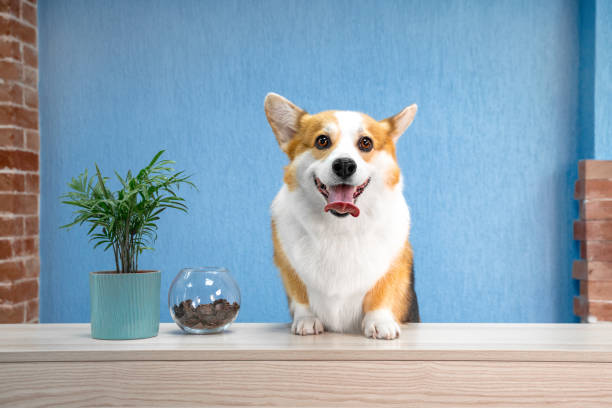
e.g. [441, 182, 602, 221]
[574, 160, 612, 322]
[0, 0, 39, 323]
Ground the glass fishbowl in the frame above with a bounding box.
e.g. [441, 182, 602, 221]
[168, 267, 241, 334]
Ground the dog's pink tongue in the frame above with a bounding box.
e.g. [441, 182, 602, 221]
[324, 185, 360, 217]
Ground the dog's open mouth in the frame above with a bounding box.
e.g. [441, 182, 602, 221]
[314, 176, 371, 218]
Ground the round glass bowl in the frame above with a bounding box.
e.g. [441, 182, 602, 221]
[168, 267, 241, 334]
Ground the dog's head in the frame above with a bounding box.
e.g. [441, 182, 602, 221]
[265, 93, 417, 218]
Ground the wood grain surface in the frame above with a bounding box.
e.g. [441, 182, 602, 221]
[2, 360, 612, 407]
[2, 323, 612, 363]
[2, 323, 612, 407]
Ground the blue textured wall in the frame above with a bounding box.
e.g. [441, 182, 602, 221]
[594, 0, 612, 159]
[579, 0, 612, 160]
[39, 0, 580, 323]
[578, 0, 595, 159]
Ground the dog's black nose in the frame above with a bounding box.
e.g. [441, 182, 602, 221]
[332, 158, 357, 179]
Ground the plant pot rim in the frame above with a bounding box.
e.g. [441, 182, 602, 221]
[90, 270, 160, 275]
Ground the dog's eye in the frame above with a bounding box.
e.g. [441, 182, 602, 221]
[358, 137, 373, 152]
[315, 135, 331, 150]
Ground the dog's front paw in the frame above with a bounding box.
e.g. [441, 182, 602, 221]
[291, 316, 324, 336]
[362, 309, 400, 340]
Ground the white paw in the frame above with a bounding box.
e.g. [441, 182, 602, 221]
[362, 309, 400, 340]
[291, 316, 324, 336]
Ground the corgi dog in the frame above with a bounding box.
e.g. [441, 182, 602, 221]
[265, 93, 420, 340]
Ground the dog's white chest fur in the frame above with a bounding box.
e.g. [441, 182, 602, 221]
[271, 184, 410, 333]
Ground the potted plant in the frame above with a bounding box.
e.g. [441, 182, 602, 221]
[62, 151, 194, 339]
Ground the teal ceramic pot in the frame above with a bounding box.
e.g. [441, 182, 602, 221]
[89, 270, 161, 340]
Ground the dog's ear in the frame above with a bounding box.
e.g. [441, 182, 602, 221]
[264, 93, 306, 152]
[381, 104, 418, 143]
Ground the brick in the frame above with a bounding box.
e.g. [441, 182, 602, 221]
[23, 86, 36, 108]
[0, 173, 24, 191]
[580, 280, 612, 300]
[0, 105, 38, 129]
[22, 45, 36, 68]
[581, 241, 612, 262]
[575, 297, 612, 322]
[574, 220, 612, 241]
[25, 297, 37, 322]
[0, 259, 23, 280]
[24, 173, 37, 192]
[0, 302, 24, 323]
[25, 130, 37, 150]
[0, 60, 22, 81]
[12, 236, 36, 256]
[574, 296, 587, 317]
[21, 1, 35, 26]
[579, 160, 612, 180]
[0, 282, 9, 301]
[0, 0, 20, 18]
[0, 0, 41, 324]
[0, 39, 21, 60]
[23, 255, 37, 277]
[573, 260, 612, 281]
[23, 66, 35, 88]
[0, 239, 10, 260]
[16, 278, 37, 301]
[575, 179, 612, 200]
[0, 81, 23, 104]
[0, 193, 37, 214]
[0, 128, 23, 148]
[24, 215, 36, 235]
[581, 200, 612, 220]
[14, 236, 36, 256]
[0, 149, 38, 171]
[0, 216, 22, 236]
[0, 278, 37, 303]
[0, 16, 36, 45]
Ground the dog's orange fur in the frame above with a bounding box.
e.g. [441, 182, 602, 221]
[281, 112, 341, 191]
[283, 164, 299, 191]
[362, 115, 401, 188]
[361, 114, 397, 160]
[271, 221, 309, 308]
[283, 112, 340, 160]
[362, 240, 415, 322]
[385, 166, 401, 188]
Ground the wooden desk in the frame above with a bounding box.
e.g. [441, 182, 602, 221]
[1, 323, 612, 407]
